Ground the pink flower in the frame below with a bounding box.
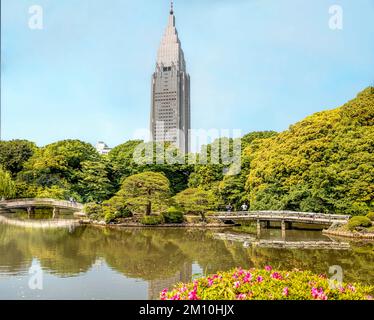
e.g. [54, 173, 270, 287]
[265, 265, 272, 271]
[160, 288, 168, 300]
[311, 287, 328, 300]
[233, 281, 241, 289]
[271, 272, 283, 280]
[243, 272, 252, 283]
[188, 290, 199, 300]
[180, 286, 188, 293]
[207, 278, 214, 287]
[237, 268, 244, 276]
[237, 293, 247, 300]
[257, 276, 263, 283]
[171, 293, 181, 300]
[347, 284, 356, 292]
[283, 287, 289, 297]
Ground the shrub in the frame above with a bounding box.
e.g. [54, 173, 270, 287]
[185, 215, 203, 224]
[347, 216, 372, 231]
[162, 207, 184, 224]
[366, 212, 374, 222]
[84, 203, 104, 220]
[161, 267, 374, 300]
[103, 196, 132, 216]
[140, 215, 164, 225]
[104, 211, 116, 224]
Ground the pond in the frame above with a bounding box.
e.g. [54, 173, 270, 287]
[0, 218, 373, 299]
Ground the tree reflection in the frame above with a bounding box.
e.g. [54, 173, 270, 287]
[0, 224, 373, 286]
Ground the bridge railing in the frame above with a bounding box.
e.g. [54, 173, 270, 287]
[0, 198, 84, 209]
[214, 210, 351, 221]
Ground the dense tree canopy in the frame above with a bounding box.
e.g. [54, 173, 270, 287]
[0, 168, 16, 199]
[1, 87, 372, 217]
[109, 140, 193, 194]
[0, 140, 36, 176]
[16, 139, 100, 201]
[173, 188, 218, 220]
[120, 171, 171, 215]
[247, 87, 374, 215]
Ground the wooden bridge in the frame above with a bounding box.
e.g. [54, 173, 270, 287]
[213, 210, 350, 236]
[213, 233, 351, 250]
[0, 198, 84, 216]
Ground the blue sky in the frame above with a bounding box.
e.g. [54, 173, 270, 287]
[1, 0, 374, 148]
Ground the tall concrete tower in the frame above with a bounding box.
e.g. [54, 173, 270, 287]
[150, 1, 190, 153]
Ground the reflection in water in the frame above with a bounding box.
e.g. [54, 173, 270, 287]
[148, 263, 192, 300]
[0, 223, 373, 299]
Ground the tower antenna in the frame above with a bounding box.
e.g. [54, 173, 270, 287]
[170, 0, 174, 14]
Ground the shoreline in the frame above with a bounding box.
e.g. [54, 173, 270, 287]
[322, 229, 374, 240]
[89, 221, 235, 229]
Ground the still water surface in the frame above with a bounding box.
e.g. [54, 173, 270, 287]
[0, 218, 373, 299]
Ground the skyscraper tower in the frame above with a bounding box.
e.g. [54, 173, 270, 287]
[150, 1, 191, 153]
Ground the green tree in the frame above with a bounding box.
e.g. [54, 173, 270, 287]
[218, 131, 277, 209]
[248, 87, 374, 215]
[109, 140, 193, 194]
[0, 140, 36, 176]
[0, 168, 16, 199]
[18, 139, 100, 201]
[120, 171, 171, 215]
[107, 140, 143, 187]
[173, 188, 218, 220]
[77, 160, 113, 202]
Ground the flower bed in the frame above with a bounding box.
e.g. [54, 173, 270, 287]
[161, 266, 373, 300]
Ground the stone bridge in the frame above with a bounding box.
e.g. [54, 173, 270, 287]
[0, 198, 84, 217]
[213, 210, 350, 236]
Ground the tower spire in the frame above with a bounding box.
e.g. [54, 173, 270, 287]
[170, 0, 174, 15]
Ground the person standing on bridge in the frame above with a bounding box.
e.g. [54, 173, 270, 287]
[241, 203, 248, 211]
[226, 203, 233, 213]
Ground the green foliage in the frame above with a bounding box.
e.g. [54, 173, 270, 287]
[108, 141, 193, 195]
[173, 188, 218, 220]
[77, 160, 113, 202]
[0, 168, 16, 199]
[347, 216, 372, 231]
[366, 212, 374, 221]
[17, 139, 100, 202]
[162, 206, 184, 224]
[14, 180, 38, 198]
[102, 195, 132, 221]
[0, 140, 36, 176]
[140, 215, 164, 225]
[248, 87, 374, 215]
[35, 185, 71, 200]
[120, 171, 171, 215]
[2, 88, 372, 219]
[162, 267, 373, 300]
[84, 203, 104, 221]
[107, 140, 144, 187]
[104, 211, 117, 224]
[188, 138, 236, 191]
